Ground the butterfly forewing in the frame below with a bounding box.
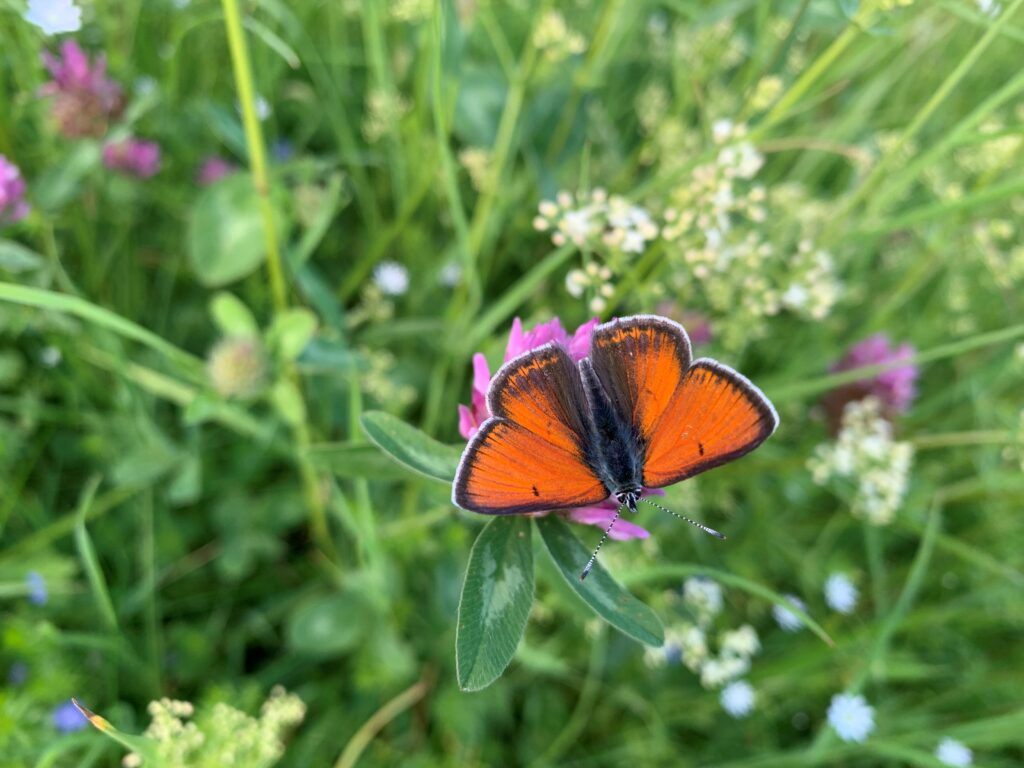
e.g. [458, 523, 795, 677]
[641, 360, 778, 488]
[453, 345, 608, 514]
[589, 316, 693, 442]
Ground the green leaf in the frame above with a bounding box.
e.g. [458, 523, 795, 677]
[72, 700, 159, 763]
[268, 307, 318, 361]
[210, 292, 259, 337]
[0, 240, 45, 273]
[456, 517, 534, 691]
[188, 174, 278, 287]
[535, 516, 664, 647]
[286, 591, 369, 656]
[306, 442, 417, 480]
[359, 411, 464, 483]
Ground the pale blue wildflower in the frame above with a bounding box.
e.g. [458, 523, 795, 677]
[24, 0, 81, 34]
[936, 737, 973, 767]
[772, 594, 806, 632]
[720, 680, 756, 718]
[827, 693, 875, 743]
[824, 573, 858, 614]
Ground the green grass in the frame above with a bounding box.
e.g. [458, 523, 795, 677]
[2, 0, 1024, 765]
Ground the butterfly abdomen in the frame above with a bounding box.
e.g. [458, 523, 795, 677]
[579, 358, 644, 495]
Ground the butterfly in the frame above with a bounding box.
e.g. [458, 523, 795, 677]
[452, 315, 779, 578]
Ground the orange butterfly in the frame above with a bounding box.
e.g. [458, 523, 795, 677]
[452, 315, 778, 577]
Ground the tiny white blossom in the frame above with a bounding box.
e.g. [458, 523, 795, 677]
[824, 573, 858, 614]
[976, 0, 1001, 16]
[438, 262, 461, 288]
[683, 577, 724, 622]
[720, 624, 760, 658]
[720, 680, 755, 718]
[936, 737, 973, 767]
[772, 594, 807, 632]
[373, 261, 409, 296]
[24, 0, 82, 34]
[827, 693, 875, 743]
[39, 346, 62, 368]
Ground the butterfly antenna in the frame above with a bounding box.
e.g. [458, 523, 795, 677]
[580, 506, 624, 581]
[640, 498, 726, 540]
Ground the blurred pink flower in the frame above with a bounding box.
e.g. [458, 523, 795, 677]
[197, 155, 236, 186]
[40, 41, 123, 138]
[458, 316, 650, 540]
[824, 333, 918, 428]
[103, 138, 161, 178]
[0, 155, 30, 225]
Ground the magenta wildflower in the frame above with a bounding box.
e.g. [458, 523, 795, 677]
[0, 155, 30, 224]
[51, 700, 88, 732]
[197, 155, 236, 186]
[457, 316, 650, 540]
[103, 138, 161, 178]
[825, 334, 918, 427]
[40, 41, 123, 138]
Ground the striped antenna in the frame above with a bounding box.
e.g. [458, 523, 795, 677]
[640, 497, 726, 540]
[580, 506, 624, 581]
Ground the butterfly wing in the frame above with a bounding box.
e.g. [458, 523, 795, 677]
[587, 316, 778, 489]
[453, 344, 608, 514]
[641, 359, 778, 488]
[588, 315, 693, 443]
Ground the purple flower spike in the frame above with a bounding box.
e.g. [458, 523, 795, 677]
[52, 700, 88, 732]
[103, 138, 161, 178]
[0, 155, 30, 225]
[825, 333, 918, 428]
[41, 41, 123, 138]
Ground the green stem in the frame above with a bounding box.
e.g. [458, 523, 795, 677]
[912, 430, 1014, 449]
[220, 0, 288, 313]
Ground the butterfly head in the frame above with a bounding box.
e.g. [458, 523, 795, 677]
[614, 488, 642, 513]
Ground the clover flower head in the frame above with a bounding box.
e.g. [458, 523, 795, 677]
[772, 594, 807, 632]
[826, 334, 919, 422]
[0, 155, 30, 225]
[103, 138, 161, 178]
[24, 0, 82, 35]
[827, 693, 875, 743]
[720, 680, 756, 718]
[197, 156, 236, 186]
[457, 316, 650, 540]
[207, 337, 267, 399]
[40, 41, 123, 137]
[824, 573, 858, 614]
[936, 737, 973, 767]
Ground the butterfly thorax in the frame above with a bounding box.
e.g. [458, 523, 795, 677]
[579, 358, 645, 502]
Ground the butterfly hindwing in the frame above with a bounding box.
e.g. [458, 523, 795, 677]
[641, 359, 778, 488]
[453, 344, 608, 514]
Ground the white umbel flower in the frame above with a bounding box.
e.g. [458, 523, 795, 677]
[373, 261, 409, 296]
[824, 573, 858, 614]
[827, 693, 875, 743]
[936, 737, 973, 767]
[720, 680, 756, 718]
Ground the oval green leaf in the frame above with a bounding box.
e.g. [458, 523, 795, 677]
[188, 174, 279, 287]
[456, 517, 534, 691]
[359, 411, 464, 483]
[535, 516, 664, 647]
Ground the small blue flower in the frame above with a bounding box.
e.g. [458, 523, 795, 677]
[936, 737, 973, 766]
[23, 0, 82, 35]
[27, 571, 48, 606]
[720, 680, 756, 718]
[827, 692, 875, 743]
[52, 700, 88, 732]
[772, 594, 806, 632]
[663, 642, 682, 666]
[824, 573, 858, 614]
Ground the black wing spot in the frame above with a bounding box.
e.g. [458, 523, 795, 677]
[531, 485, 540, 497]
[698, 442, 705, 456]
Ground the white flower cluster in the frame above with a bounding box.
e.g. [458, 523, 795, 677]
[657, 121, 842, 348]
[534, 189, 659, 255]
[123, 687, 305, 768]
[808, 397, 914, 525]
[532, 11, 586, 63]
[646, 578, 761, 707]
[362, 89, 411, 143]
